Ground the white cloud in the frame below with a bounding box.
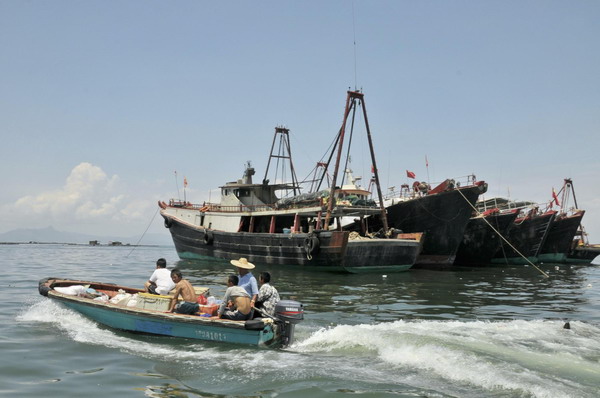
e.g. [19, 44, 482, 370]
[0, 162, 174, 237]
[13, 162, 122, 219]
[6, 162, 140, 230]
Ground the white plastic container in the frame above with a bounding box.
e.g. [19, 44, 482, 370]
[135, 293, 172, 312]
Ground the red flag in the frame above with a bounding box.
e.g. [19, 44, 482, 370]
[184, 177, 188, 188]
[371, 165, 375, 174]
[425, 155, 429, 168]
[406, 170, 416, 179]
[552, 188, 560, 206]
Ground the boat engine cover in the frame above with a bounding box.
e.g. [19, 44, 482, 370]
[275, 300, 304, 324]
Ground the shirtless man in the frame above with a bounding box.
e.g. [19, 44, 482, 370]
[218, 275, 252, 321]
[167, 268, 199, 315]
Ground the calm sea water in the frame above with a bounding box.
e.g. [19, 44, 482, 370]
[1, 244, 599, 397]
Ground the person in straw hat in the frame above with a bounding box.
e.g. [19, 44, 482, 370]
[230, 257, 258, 307]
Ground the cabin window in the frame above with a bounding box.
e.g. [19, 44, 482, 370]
[234, 189, 250, 198]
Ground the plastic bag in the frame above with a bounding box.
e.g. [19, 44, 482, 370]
[126, 294, 138, 307]
[55, 285, 87, 296]
[93, 294, 109, 303]
[109, 292, 132, 305]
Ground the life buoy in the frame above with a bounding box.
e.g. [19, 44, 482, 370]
[164, 218, 173, 228]
[203, 230, 214, 245]
[304, 235, 320, 257]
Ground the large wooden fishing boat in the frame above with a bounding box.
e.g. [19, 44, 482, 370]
[160, 91, 422, 273]
[38, 277, 304, 347]
[568, 240, 600, 263]
[538, 179, 585, 263]
[454, 208, 519, 266]
[490, 203, 557, 265]
[345, 177, 488, 266]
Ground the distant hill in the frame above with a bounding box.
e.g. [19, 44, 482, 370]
[0, 226, 173, 246]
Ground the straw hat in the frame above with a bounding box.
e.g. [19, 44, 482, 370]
[230, 257, 255, 269]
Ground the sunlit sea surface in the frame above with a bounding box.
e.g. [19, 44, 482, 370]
[2, 243, 599, 397]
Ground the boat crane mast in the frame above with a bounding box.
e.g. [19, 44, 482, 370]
[323, 90, 389, 233]
[263, 126, 301, 197]
[309, 162, 330, 193]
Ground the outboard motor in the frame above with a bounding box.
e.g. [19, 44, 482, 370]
[274, 300, 304, 346]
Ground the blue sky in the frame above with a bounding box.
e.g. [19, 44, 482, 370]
[1, 1, 599, 242]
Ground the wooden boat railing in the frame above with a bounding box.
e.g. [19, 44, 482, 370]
[170, 201, 381, 214]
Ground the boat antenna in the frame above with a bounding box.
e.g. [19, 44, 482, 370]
[352, 0, 358, 90]
[174, 170, 181, 201]
[425, 155, 430, 185]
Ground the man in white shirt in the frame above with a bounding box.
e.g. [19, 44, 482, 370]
[144, 258, 176, 295]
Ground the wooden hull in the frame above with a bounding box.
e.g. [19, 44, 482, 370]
[538, 211, 585, 263]
[567, 246, 600, 263]
[492, 212, 556, 265]
[38, 278, 284, 347]
[381, 183, 488, 266]
[163, 213, 421, 272]
[454, 211, 519, 266]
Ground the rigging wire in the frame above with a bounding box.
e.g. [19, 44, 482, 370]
[342, 98, 358, 187]
[126, 206, 160, 258]
[455, 188, 550, 278]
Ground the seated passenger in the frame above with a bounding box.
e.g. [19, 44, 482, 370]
[167, 269, 199, 315]
[144, 258, 176, 295]
[218, 275, 252, 321]
[231, 258, 258, 304]
[255, 271, 280, 317]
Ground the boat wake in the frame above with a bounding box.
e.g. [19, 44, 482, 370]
[20, 300, 600, 397]
[19, 300, 225, 361]
[293, 319, 600, 397]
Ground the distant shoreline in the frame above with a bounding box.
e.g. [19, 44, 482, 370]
[0, 241, 160, 247]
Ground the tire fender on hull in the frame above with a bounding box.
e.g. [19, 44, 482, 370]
[38, 277, 56, 297]
[203, 230, 214, 245]
[304, 235, 320, 259]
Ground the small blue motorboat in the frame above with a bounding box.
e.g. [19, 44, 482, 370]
[38, 277, 303, 348]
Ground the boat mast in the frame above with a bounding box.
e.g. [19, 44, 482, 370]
[565, 178, 578, 209]
[323, 90, 389, 233]
[263, 126, 301, 196]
